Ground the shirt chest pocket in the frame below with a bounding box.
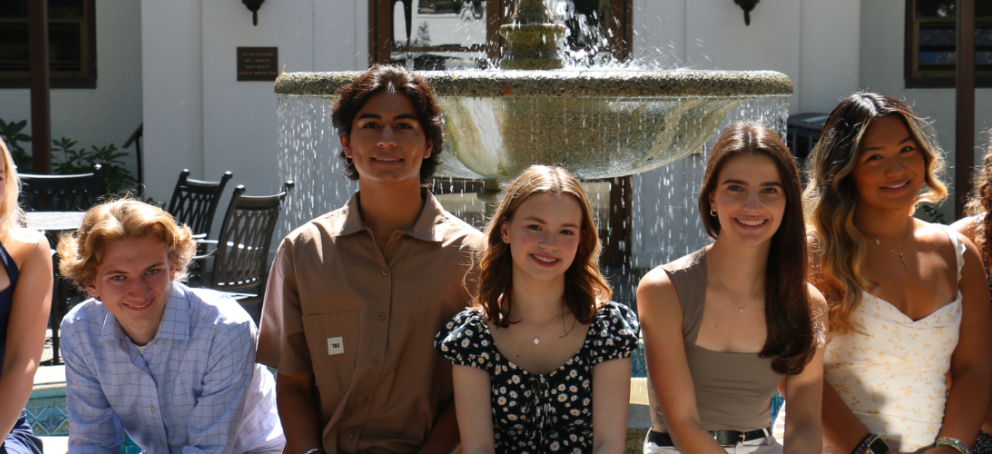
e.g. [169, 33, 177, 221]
[302, 310, 360, 397]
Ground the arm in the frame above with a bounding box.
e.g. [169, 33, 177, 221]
[183, 322, 258, 454]
[277, 373, 325, 454]
[637, 269, 726, 454]
[261, 243, 325, 453]
[926, 237, 992, 451]
[591, 358, 631, 454]
[415, 398, 460, 454]
[62, 316, 125, 454]
[782, 286, 826, 454]
[0, 236, 52, 439]
[451, 364, 495, 454]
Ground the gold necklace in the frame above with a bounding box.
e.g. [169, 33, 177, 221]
[710, 265, 763, 314]
[870, 221, 912, 268]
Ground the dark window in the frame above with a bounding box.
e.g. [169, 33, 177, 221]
[369, 0, 632, 70]
[0, 0, 96, 89]
[906, 0, 992, 88]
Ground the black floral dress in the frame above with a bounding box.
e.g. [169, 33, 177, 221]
[435, 302, 639, 454]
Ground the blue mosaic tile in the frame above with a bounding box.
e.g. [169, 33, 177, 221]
[631, 342, 647, 377]
[24, 403, 69, 436]
[120, 433, 140, 454]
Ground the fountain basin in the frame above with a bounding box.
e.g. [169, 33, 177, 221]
[274, 69, 792, 180]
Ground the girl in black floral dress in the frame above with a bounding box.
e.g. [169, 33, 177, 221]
[435, 165, 639, 454]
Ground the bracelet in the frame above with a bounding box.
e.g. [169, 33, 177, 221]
[936, 437, 971, 454]
[852, 433, 879, 454]
[301, 449, 325, 454]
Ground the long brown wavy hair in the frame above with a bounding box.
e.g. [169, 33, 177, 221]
[803, 92, 947, 333]
[475, 165, 611, 327]
[965, 136, 992, 262]
[699, 121, 818, 375]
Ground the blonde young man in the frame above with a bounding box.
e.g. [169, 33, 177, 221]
[58, 200, 285, 454]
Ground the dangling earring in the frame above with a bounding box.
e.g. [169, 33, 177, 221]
[709, 210, 717, 217]
[345, 156, 354, 166]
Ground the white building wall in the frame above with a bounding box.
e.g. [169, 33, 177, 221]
[140, 0, 367, 215]
[0, 0, 143, 175]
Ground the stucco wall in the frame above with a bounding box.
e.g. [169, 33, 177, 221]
[0, 0, 143, 177]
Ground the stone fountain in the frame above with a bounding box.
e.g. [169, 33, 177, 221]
[275, 0, 791, 190]
[273, 0, 792, 259]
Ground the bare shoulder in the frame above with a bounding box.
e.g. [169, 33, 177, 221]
[949, 215, 978, 242]
[636, 266, 681, 317]
[915, 218, 963, 250]
[637, 265, 674, 295]
[806, 283, 828, 317]
[3, 228, 51, 263]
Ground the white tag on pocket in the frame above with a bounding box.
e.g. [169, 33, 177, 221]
[327, 337, 344, 356]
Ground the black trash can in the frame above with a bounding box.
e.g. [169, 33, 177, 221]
[786, 112, 830, 171]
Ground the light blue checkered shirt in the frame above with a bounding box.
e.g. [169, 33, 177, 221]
[61, 283, 284, 454]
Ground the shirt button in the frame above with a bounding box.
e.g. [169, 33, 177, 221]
[381, 269, 388, 276]
[149, 406, 155, 413]
[372, 357, 380, 365]
[159, 441, 164, 447]
[361, 396, 369, 404]
[349, 431, 357, 439]
[377, 312, 386, 321]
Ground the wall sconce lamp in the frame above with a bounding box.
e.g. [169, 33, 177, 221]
[734, 0, 759, 26]
[242, 0, 264, 26]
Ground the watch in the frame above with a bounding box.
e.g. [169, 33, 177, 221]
[867, 436, 890, 454]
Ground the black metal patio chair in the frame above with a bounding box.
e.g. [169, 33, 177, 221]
[191, 181, 293, 323]
[167, 169, 233, 240]
[20, 165, 102, 212]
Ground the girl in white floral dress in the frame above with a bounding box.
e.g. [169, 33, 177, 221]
[435, 166, 639, 454]
[805, 92, 992, 454]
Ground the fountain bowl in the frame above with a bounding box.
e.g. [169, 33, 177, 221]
[275, 69, 792, 181]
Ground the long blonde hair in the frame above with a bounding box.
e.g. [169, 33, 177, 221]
[474, 165, 611, 327]
[0, 138, 25, 236]
[803, 93, 947, 333]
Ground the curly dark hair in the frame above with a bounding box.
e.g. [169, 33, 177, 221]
[331, 65, 445, 185]
[965, 136, 992, 262]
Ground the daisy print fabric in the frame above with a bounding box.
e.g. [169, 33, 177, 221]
[435, 302, 639, 454]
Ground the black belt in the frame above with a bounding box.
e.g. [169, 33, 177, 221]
[648, 428, 769, 447]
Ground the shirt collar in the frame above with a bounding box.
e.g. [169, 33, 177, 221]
[100, 283, 191, 344]
[332, 189, 449, 243]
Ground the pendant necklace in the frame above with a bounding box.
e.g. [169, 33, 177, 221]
[514, 307, 564, 345]
[710, 265, 762, 314]
[870, 221, 912, 269]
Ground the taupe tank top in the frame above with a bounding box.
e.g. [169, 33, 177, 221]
[647, 248, 780, 432]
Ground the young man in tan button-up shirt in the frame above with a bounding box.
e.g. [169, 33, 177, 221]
[257, 65, 483, 454]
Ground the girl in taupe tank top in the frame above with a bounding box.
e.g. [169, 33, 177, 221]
[637, 122, 826, 454]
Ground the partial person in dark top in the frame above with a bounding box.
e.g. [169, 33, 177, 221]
[0, 138, 54, 454]
[258, 64, 483, 454]
[436, 165, 638, 454]
[637, 122, 826, 454]
[950, 133, 992, 454]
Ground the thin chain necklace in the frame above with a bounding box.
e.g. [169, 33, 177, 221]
[513, 307, 564, 345]
[869, 220, 912, 268]
[710, 265, 762, 314]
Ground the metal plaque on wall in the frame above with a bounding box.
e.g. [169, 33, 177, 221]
[237, 47, 278, 81]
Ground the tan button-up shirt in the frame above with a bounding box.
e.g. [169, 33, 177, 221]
[258, 191, 483, 454]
